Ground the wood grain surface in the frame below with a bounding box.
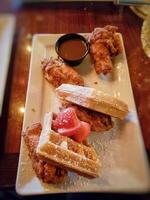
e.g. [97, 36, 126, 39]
[0, 1, 150, 187]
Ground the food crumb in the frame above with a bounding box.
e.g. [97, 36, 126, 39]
[94, 81, 98, 84]
[26, 33, 33, 40]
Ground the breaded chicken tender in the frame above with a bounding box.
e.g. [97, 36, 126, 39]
[61, 101, 113, 132]
[23, 123, 67, 183]
[41, 57, 84, 87]
[88, 25, 122, 74]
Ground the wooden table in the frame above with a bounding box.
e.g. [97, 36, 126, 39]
[0, 0, 150, 190]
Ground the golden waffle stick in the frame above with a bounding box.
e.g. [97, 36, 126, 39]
[56, 84, 129, 120]
[36, 112, 101, 178]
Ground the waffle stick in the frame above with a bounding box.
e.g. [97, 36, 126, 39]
[56, 84, 129, 120]
[36, 112, 101, 178]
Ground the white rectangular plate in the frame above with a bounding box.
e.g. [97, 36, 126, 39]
[0, 14, 16, 115]
[16, 34, 150, 195]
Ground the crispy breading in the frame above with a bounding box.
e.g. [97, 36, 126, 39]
[41, 57, 84, 87]
[61, 101, 113, 132]
[90, 42, 113, 74]
[88, 25, 122, 74]
[23, 123, 67, 183]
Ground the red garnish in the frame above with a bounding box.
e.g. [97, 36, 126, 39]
[57, 122, 81, 137]
[72, 121, 91, 143]
[52, 107, 91, 142]
[53, 107, 79, 130]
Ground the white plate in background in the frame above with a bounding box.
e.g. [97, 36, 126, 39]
[130, 6, 150, 20]
[0, 14, 16, 115]
[16, 34, 150, 195]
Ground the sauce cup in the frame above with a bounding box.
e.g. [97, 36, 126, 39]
[55, 33, 89, 66]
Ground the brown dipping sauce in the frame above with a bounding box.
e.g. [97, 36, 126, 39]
[58, 39, 87, 60]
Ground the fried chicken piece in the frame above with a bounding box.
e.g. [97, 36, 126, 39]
[88, 25, 122, 74]
[41, 57, 84, 87]
[23, 123, 67, 183]
[61, 101, 113, 132]
[90, 43, 113, 74]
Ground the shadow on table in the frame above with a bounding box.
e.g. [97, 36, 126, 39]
[0, 188, 150, 200]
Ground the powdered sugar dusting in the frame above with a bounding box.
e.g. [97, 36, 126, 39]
[58, 84, 94, 97]
[56, 119, 123, 191]
[60, 141, 68, 150]
[58, 172, 90, 191]
[54, 116, 146, 192]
